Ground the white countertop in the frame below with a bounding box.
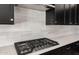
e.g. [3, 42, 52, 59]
[29, 26, 79, 55]
[0, 25, 79, 55]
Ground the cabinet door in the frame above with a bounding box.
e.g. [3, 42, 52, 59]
[64, 4, 70, 25]
[55, 4, 65, 25]
[46, 7, 55, 25]
[70, 4, 76, 24]
[0, 4, 14, 24]
[77, 4, 79, 24]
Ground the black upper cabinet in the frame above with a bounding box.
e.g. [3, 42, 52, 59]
[46, 4, 79, 25]
[0, 4, 14, 24]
